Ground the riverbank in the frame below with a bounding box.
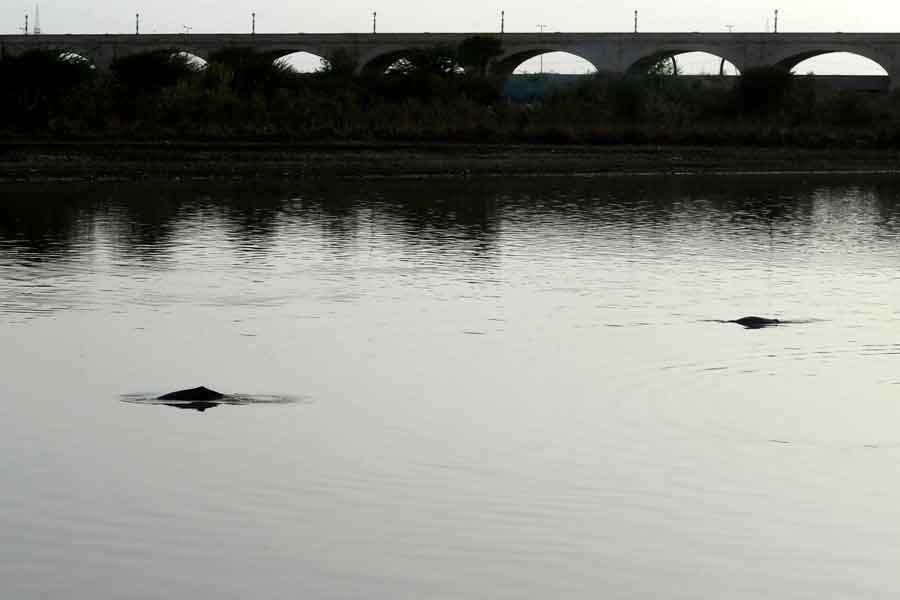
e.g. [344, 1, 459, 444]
[3, 142, 900, 182]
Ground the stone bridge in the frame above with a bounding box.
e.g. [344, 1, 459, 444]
[1, 32, 898, 87]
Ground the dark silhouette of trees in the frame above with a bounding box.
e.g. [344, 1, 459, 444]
[458, 36, 504, 76]
[734, 66, 794, 114]
[111, 50, 198, 92]
[386, 44, 463, 77]
[648, 56, 680, 76]
[1, 47, 899, 146]
[320, 49, 359, 77]
[207, 47, 296, 96]
[0, 50, 95, 128]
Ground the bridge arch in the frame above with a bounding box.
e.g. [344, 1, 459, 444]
[175, 50, 208, 68]
[361, 50, 407, 74]
[791, 52, 887, 75]
[107, 48, 206, 89]
[493, 48, 598, 77]
[53, 50, 96, 69]
[108, 47, 209, 67]
[0, 48, 98, 87]
[511, 51, 597, 75]
[121, 45, 210, 63]
[360, 46, 463, 76]
[774, 48, 890, 75]
[18, 47, 101, 69]
[274, 50, 329, 73]
[625, 48, 744, 76]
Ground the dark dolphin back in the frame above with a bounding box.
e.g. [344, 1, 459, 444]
[731, 316, 780, 329]
[157, 386, 226, 401]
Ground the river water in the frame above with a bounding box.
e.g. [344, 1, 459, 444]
[3, 174, 900, 599]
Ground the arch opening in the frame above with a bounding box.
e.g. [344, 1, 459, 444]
[498, 51, 598, 102]
[786, 52, 888, 76]
[364, 46, 463, 77]
[512, 52, 597, 75]
[58, 51, 95, 69]
[277, 51, 328, 74]
[628, 50, 740, 76]
[0, 48, 96, 70]
[494, 50, 598, 78]
[109, 49, 203, 90]
[0, 49, 97, 91]
[175, 51, 207, 69]
[361, 51, 406, 75]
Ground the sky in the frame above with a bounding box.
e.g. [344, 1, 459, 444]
[5, 0, 895, 74]
[7, 0, 898, 36]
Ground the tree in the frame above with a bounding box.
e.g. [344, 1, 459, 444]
[648, 55, 679, 76]
[734, 66, 794, 114]
[111, 50, 199, 91]
[458, 36, 504, 76]
[207, 47, 296, 96]
[0, 50, 96, 126]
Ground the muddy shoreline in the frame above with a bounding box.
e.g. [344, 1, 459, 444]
[3, 142, 900, 182]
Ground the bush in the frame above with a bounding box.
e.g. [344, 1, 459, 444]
[207, 47, 299, 97]
[734, 66, 794, 115]
[111, 50, 198, 92]
[2, 46, 900, 147]
[825, 91, 880, 127]
[0, 50, 96, 128]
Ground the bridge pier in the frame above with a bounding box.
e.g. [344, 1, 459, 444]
[91, 46, 117, 70]
[889, 55, 900, 91]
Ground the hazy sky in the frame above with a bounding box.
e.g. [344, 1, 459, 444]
[7, 0, 898, 35]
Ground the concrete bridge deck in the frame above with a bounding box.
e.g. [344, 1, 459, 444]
[1, 32, 897, 86]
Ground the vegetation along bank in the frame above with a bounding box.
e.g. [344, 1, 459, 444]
[3, 37, 900, 144]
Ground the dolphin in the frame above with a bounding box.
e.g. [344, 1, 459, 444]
[728, 316, 781, 329]
[157, 386, 226, 401]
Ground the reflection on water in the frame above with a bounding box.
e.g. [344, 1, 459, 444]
[120, 393, 300, 412]
[3, 175, 900, 320]
[4, 174, 900, 599]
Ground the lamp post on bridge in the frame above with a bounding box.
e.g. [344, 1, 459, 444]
[501, 10, 505, 34]
[372, 11, 377, 34]
[634, 10, 638, 33]
[135, 13, 140, 35]
[252, 12, 256, 34]
[537, 24, 547, 73]
[20, 13, 29, 35]
[774, 9, 779, 33]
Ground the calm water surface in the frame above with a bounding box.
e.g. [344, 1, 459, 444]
[3, 175, 900, 599]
